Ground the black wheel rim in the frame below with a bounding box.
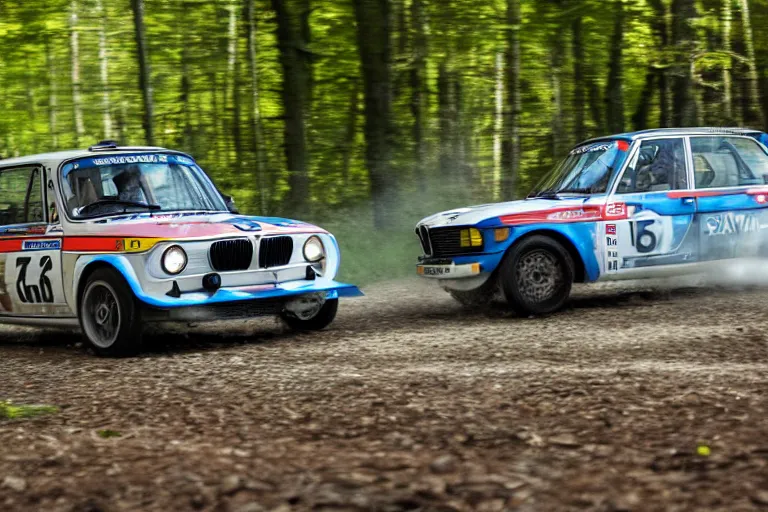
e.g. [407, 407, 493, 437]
[82, 281, 121, 348]
[515, 249, 563, 304]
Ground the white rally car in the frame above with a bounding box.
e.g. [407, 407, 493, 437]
[0, 142, 362, 355]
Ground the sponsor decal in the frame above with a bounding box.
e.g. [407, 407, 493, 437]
[547, 209, 595, 221]
[570, 142, 615, 155]
[705, 212, 759, 236]
[22, 240, 62, 251]
[92, 154, 167, 166]
[604, 223, 620, 273]
[604, 202, 627, 219]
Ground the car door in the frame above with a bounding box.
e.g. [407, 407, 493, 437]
[0, 165, 67, 316]
[689, 135, 768, 260]
[602, 137, 698, 277]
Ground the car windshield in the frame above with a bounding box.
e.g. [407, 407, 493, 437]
[529, 141, 628, 198]
[61, 153, 227, 219]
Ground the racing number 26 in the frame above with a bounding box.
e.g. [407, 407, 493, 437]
[16, 256, 54, 303]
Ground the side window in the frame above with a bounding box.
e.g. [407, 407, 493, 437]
[692, 136, 767, 189]
[0, 167, 45, 226]
[617, 138, 688, 194]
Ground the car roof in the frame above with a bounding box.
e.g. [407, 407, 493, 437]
[0, 146, 187, 169]
[582, 127, 765, 145]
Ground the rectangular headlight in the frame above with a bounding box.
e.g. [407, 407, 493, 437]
[460, 228, 483, 247]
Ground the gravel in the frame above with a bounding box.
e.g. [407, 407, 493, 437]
[2, 278, 768, 511]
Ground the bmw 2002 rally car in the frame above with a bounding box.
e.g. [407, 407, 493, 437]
[416, 128, 768, 315]
[0, 141, 361, 355]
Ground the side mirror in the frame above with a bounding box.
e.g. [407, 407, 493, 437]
[221, 193, 239, 214]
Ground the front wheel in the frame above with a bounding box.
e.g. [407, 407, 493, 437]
[79, 268, 143, 356]
[281, 298, 338, 331]
[499, 235, 574, 316]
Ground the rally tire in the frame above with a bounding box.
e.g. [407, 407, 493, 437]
[281, 298, 339, 331]
[499, 235, 574, 316]
[78, 268, 143, 357]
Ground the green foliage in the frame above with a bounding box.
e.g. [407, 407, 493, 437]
[0, 401, 58, 420]
[0, 0, 767, 223]
[96, 429, 122, 438]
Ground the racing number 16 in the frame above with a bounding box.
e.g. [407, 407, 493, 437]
[633, 220, 657, 254]
[16, 256, 54, 304]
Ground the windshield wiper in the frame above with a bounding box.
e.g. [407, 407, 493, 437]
[77, 199, 162, 217]
[555, 187, 594, 195]
[529, 190, 563, 199]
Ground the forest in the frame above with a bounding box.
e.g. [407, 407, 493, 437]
[1, 0, 768, 236]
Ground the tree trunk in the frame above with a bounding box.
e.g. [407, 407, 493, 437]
[671, 0, 698, 126]
[180, 21, 193, 151]
[438, 61, 458, 178]
[70, 0, 84, 146]
[245, 0, 268, 214]
[131, 0, 155, 145]
[300, 0, 313, 106]
[605, 0, 625, 133]
[551, 44, 565, 157]
[648, 0, 672, 127]
[738, 0, 764, 127]
[409, 0, 426, 192]
[272, 0, 311, 215]
[393, 0, 408, 99]
[722, 0, 733, 123]
[96, 0, 112, 140]
[341, 82, 359, 196]
[493, 51, 503, 196]
[353, 0, 395, 229]
[227, 1, 242, 166]
[572, 15, 586, 142]
[45, 41, 58, 149]
[632, 68, 656, 130]
[501, 0, 521, 199]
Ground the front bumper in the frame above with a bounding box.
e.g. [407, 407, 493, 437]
[140, 279, 363, 309]
[75, 254, 362, 310]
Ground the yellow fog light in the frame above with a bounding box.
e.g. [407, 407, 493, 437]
[494, 228, 510, 242]
[460, 228, 483, 248]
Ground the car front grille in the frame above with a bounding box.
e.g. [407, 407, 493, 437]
[209, 239, 254, 271]
[259, 236, 294, 268]
[416, 226, 484, 257]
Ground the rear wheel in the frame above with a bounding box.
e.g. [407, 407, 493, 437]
[499, 235, 574, 316]
[79, 268, 143, 356]
[281, 298, 338, 331]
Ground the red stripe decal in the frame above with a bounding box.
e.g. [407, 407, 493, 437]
[500, 203, 628, 226]
[0, 239, 24, 253]
[62, 237, 125, 252]
[665, 188, 768, 199]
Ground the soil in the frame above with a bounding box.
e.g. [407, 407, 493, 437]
[2, 279, 768, 511]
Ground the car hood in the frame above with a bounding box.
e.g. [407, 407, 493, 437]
[417, 198, 594, 228]
[67, 212, 327, 239]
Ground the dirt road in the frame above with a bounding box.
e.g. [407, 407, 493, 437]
[2, 279, 768, 511]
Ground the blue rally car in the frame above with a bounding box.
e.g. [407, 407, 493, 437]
[416, 128, 768, 315]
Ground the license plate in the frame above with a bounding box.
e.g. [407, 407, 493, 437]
[422, 266, 450, 276]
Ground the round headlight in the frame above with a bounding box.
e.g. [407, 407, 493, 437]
[303, 236, 325, 262]
[162, 245, 187, 275]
